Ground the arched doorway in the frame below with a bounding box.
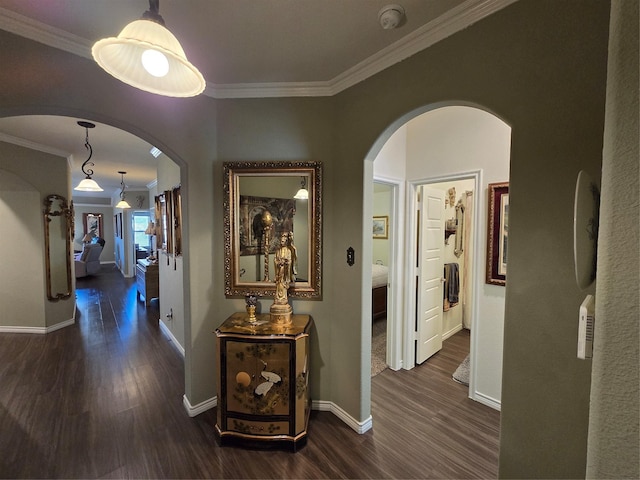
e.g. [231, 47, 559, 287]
[366, 104, 511, 410]
[0, 113, 188, 351]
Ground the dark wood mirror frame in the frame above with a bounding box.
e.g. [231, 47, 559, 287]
[43, 194, 74, 301]
[223, 161, 322, 298]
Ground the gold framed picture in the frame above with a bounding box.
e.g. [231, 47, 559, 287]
[373, 215, 389, 239]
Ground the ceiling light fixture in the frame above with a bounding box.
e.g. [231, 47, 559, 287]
[92, 0, 206, 98]
[294, 177, 309, 200]
[74, 121, 104, 192]
[115, 171, 132, 209]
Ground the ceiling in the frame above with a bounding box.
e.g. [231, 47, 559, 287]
[0, 0, 514, 201]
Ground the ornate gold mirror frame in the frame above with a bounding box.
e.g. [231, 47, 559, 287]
[43, 194, 74, 301]
[454, 200, 465, 257]
[224, 161, 322, 298]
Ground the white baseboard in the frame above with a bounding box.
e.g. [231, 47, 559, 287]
[0, 317, 75, 334]
[159, 319, 185, 357]
[312, 400, 373, 433]
[442, 324, 463, 341]
[183, 395, 217, 417]
[181, 395, 373, 434]
[471, 390, 501, 411]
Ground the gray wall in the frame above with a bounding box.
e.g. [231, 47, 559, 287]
[0, 1, 629, 476]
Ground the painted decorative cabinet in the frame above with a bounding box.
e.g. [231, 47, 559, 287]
[136, 259, 158, 306]
[215, 312, 312, 451]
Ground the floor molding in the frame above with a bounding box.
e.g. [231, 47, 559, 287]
[472, 390, 501, 411]
[182, 395, 373, 433]
[183, 395, 217, 417]
[159, 319, 185, 357]
[0, 318, 75, 334]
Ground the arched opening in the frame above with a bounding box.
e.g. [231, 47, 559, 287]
[0, 111, 189, 353]
[365, 104, 511, 412]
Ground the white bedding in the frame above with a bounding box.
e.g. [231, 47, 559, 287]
[372, 264, 388, 289]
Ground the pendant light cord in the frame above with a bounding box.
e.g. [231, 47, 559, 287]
[80, 125, 94, 178]
[142, 0, 165, 26]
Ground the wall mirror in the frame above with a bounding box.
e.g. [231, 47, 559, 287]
[224, 161, 322, 298]
[44, 194, 73, 301]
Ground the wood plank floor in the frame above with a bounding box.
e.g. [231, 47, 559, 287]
[0, 265, 500, 479]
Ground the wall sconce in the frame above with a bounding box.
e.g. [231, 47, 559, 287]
[74, 121, 103, 192]
[115, 171, 132, 209]
[92, 0, 205, 97]
[294, 177, 308, 200]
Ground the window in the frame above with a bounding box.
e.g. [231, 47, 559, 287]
[133, 211, 151, 251]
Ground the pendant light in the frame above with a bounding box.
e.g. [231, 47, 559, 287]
[92, 0, 205, 98]
[294, 177, 309, 200]
[74, 121, 104, 192]
[115, 171, 132, 209]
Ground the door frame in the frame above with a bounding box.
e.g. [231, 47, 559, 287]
[403, 170, 482, 397]
[373, 175, 405, 371]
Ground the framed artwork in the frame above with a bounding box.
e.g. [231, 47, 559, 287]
[114, 214, 119, 239]
[83, 213, 103, 239]
[164, 189, 173, 255]
[154, 194, 165, 251]
[486, 182, 509, 286]
[118, 212, 123, 238]
[172, 186, 182, 256]
[373, 216, 389, 239]
[238, 195, 296, 256]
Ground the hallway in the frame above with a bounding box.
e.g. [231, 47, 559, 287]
[0, 265, 499, 478]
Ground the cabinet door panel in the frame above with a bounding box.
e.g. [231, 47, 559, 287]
[225, 340, 290, 416]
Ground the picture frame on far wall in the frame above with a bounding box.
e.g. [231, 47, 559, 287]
[373, 215, 389, 239]
[83, 213, 103, 239]
[486, 182, 509, 286]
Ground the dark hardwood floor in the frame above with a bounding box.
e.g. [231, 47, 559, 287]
[0, 265, 500, 479]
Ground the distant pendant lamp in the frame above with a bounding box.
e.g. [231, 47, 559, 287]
[115, 171, 132, 209]
[92, 0, 205, 97]
[74, 121, 104, 192]
[294, 177, 309, 200]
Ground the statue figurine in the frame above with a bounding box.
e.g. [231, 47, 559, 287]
[270, 231, 294, 324]
[287, 232, 298, 282]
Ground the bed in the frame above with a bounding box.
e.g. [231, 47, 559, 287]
[372, 263, 389, 320]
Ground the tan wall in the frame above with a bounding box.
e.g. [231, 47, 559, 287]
[0, 142, 74, 330]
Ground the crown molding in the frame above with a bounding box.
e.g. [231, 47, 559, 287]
[0, 0, 517, 99]
[0, 7, 93, 59]
[0, 131, 70, 158]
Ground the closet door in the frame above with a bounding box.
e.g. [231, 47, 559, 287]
[416, 186, 444, 364]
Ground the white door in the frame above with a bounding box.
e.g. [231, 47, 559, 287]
[416, 186, 445, 364]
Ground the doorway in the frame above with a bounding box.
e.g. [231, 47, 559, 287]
[369, 105, 511, 409]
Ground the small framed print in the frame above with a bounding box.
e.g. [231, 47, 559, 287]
[373, 215, 389, 239]
[486, 182, 509, 286]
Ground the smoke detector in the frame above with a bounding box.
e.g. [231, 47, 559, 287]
[378, 4, 406, 30]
